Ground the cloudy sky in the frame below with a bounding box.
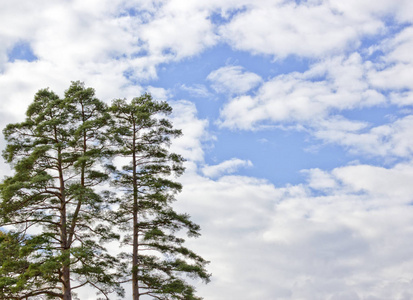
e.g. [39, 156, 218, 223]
[1, 0, 413, 299]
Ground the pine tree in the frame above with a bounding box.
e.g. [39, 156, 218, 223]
[1, 84, 210, 299]
[0, 82, 122, 300]
[0, 230, 62, 299]
[110, 94, 210, 300]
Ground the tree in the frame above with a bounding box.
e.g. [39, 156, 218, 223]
[0, 82, 121, 300]
[1, 83, 210, 300]
[110, 94, 210, 300]
[0, 230, 60, 299]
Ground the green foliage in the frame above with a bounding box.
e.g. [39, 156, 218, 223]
[110, 94, 210, 299]
[0, 82, 121, 300]
[0, 230, 61, 299]
[1, 83, 209, 300]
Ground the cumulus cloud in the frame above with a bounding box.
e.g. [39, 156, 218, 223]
[218, 0, 413, 59]
[314, 115, 413, 158]
[0, 0, 142, 123]
[215, 20, 413, 162]
[329, 0, 413, 24]
[367, 26, 413, 104]
[219, 1, 383, 59]
[207, 65, 262, 95]
[137, 1, 217, 60]
[303, 161, 413, 203]
[175, 161, 413, 299]
[169, 100, 212, 164]
[0, 0, 219, 117]
[332, 162, 413, 201]
[202, 158, 253, 177]
[218, 53, 385, 130]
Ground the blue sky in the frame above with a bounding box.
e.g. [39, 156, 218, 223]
[1, 0, 413, 299]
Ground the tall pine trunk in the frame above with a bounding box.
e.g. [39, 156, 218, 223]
[58, 142, 72, 300]
[61, 209, 72, 300]
[62, 261, 72, 300]
[132, 121, 140, 300]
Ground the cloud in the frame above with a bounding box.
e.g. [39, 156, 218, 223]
[367, 26, 413, 104]
[169, 100, 212, 164]
[216, 0, 413, 59]
[304, 161, 413, 203]
[329, 0, 413, 24]
[180, 84, 211, 98]
[332, 162, 413, 201]
[219, 1, 384, 59]
[303, 168, 339, 190]
[218, 53, 385, 130]
[202, 158, 253, 177]
[314, 115, 413, 158]
[207, 65, 262, 95]
[137, 1, 217, 60]
[215, 22, 413, 137]
[214, 22, 413, 162]
[0, 0, 145, 123]
[175, 160, 413, 299]
[0, 0, 219, 109]
[145, 85, 170, 101]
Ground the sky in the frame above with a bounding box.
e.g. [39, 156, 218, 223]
[1, 0, 413, 299]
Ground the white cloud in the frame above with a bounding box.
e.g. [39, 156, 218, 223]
[335, 167, 413, 204]
[303, 168, 338, 190]
[214, 23, 413, 164]
[138, 2, 217, 60]
[202, 158, 253, 178]
[207, 65, 262, 95]
[314, 115, 413, 158]
[1, 1, 410, 129]
[216, 0, 412, 60]
[215, 22, 413, 161]
[145, 85, 170, 101]
[180, 84, 211, 98]
[218, 53, 385, 130]
[219, 1, 383, 58]
[175, 160, 413, 299]
[367, 26, 413, 105]
[329, 0, 413, 25]
[390, 90, 413, 106]
[0, 0, 219, 113]
[0, 0, 144, 124]
[306, 161, 413, 203]
[169, 100, 212, 164]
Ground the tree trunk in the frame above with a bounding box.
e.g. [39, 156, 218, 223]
[58, 139, 72, 300]
[62, 261, 72, 300]
[132, 210, 139, 300]
[132, 122, 139, 300]
[60, 203, 72, 300]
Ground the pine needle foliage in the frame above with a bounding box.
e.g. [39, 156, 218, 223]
[109, 95, 210, 300]
[0, 82, 122, 300]
[0, 83, 210, 300]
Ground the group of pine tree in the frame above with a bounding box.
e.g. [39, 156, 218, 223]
[0, 82, 210, 300]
